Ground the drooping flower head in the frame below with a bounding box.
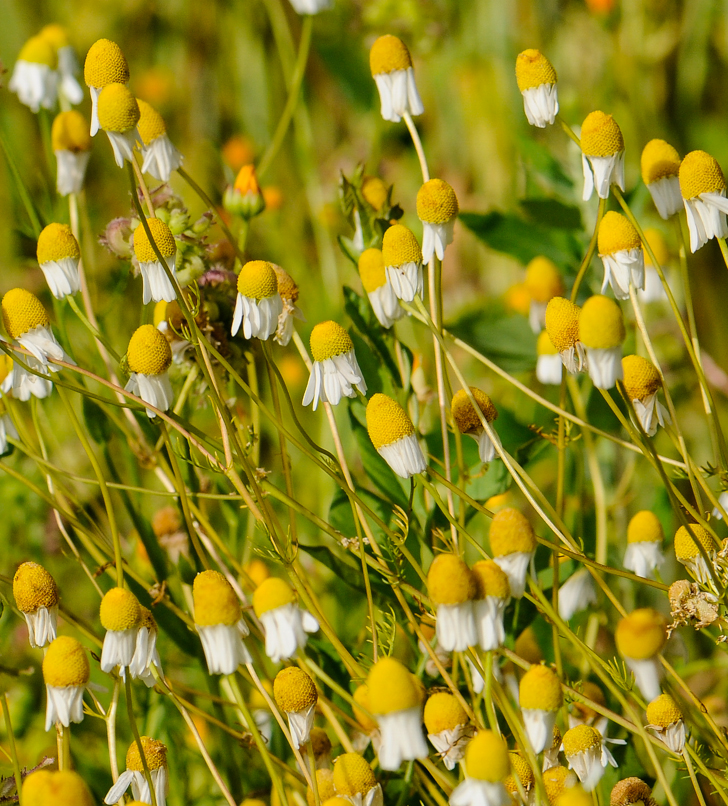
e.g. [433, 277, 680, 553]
[381, 224, 423, 302]
[624, 510, 664, 580]
[515, 49, 559, 128]
[451, 387, 500, 463]
[369, 35, 424, 123]
[471, 560, 510, 651]
[416, 179, 459, 263]
[274, 666, 318, 749]
[427, 554, 477, 652]
[358, 248, 403, 329]
[133, 218, 178, 305]
[678, 150, 728, 253]
[597, 212, 644, 300]
[673, 523, 717, 586]
[489, 508, 536, 598]
[97, 83, 141, 167]
[193, 570, 250, 675]
[303, 321, 367, 410]
[615, 608, 667, 702]
[51, 110, 92, 196]
[84, 39, 130, 135]
[125, 324, 174, 418]
[352, 684, 378, 735]
[38, 24, 83, 105]
[423, 692, 472, 770]
[43, 635, 90, 731]
[37, 223, 81, 299]
[253, 577, 319, 663]
[232, 260, 283, 340]
[645, 694, 685, 754]
[99, 586, 142, 674]
[580, 111, 625, 201]
[23, 770, 94, 806]
[288, 0, 333, 15]
[332, 752, 383, 806]
[519, 663, 563, 753]
[450, 730, 511, 806]
[524, 256, 564, 333]
[562, 725, 618, 791]
[578, 295, 625, 390]
[8, 35, 58, 113]
[610, 778, 657, 806]
[545, 297, 586, 375]
[136, 98, 183, 182]
[621, 355, 667, 437]
[13, 561, 59, 648]
[104, 736, 169, 806]
[641, 140, 682, 219]
[366, 393, 426, 478]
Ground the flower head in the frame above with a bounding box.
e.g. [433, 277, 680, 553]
[253, 577, 319, 662]
[333, 752, 382, 806]
[504, 753, 534, 803]
[641, 140, 682, 219]
[427, 554, 477, 652]
[134, 98, 183, 181]
[597, 212, 644, 299]
[679, 150, 728, 251]
[615, 608, 667, 701]
[610, 778, 657, 806]
[366, 393, 426, 478]
[545, 297, 586, 374]
[543, 766, 577, 803]
[578, 296, 625, 389]
[562, 725, 618, 790]
[645, 694, 685, 753]
[369, 35, 424, 123]
[231, 259, 282, 340]
[450, 731, 510, 806]
[13, 561, 59, 648]
[23, 770, 94, 806]
[358, 247, 403, 329]
[520, 664, 563, 753]
[302, 321, 367, 410]
[451, 387, 500, 463]
[2, 288, 49, 339]
[423, 692, 472, 770]
[417, 179, 459, 263]
[525, 256, 564, 332]
[624, 511, 664, 579]
[84, 39, 129, 88]
[43, 635, 90, 730]
[51, 110, 92, 195]
[125, 324, 174, 418]
[471, 560, 510, 651]
[489, 508, 536, 598]
[580, 111, 625, 201]
[99, 587, 142, 673]
[515, 49, 559, 127]
[133, 218, 178, 304]
[37, 223, 81, 299]
[193, 570, 250, 674]
[382, 224, 423, 302]
[105, 737, 169, 806]
[9, 35, 58, 113]
[674, 523, 716, 585]
[274, 666, 318, 748]
[622, 355, 667, 436]
[97, 83, 141, 167]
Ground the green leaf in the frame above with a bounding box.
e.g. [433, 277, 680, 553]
[82, 397, 112, 445]
[518, 198, 582, 231]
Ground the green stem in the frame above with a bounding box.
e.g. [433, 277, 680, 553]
[2, 693, 23, 806]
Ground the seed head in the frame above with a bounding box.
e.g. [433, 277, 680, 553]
[366, 394, 415, 450]
[417, 179, 459, 224]
[126, 736, 168, 771]
[84, 39, 130, 87]
[610, 778, 655, 806]
[563, 724, 602, 755]
[581, 112, 624, 157]
[679, 151, 726, 200]
[13, 561, 59, 613]
[52, 111, 92, 153]
[471, 560, 510, 599]
[598, 212, 641, 256]
[578, 295, 625, 350]
[516, 49, 557, 91]
[423, 691, 469, 734]
[2, 288, 50, 339]
[463, 730, 510, 782]
[37, 223, 81, 266]
[359, 248, 387, 293]
[674, 523, 715, 561]
[641, 140, 681, 185]
[97, 84, 140, 134]
[333, 752, 377, 796]
[367, 657, 420, 714]
[621, 355, 661, 401]
[42, 636, 90, 687]
[22, 770, 93, 806]
[525, 256, 564, 303]
[136, 98, 167, 145]
[520, 664, 563, 712]
[615, 608, 667, 660]
[545, 297, 581, 351]
[100, 587, 142, 632]
[489, 508, 536, 556]
[310, 321, 354, 362]
[274, 666, 317, 712]
[646, 693, 682, 728]
[451, 387, 497, 434]
[627, 511, 663, 544]
[127, 324, 173, 376]
[253, 577, 295, 616]
[382, 224, 422, 267]
[370, 35, 412, 76]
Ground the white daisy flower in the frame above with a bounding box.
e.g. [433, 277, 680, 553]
[232, 260, 284, 341]
[678, 150, 728, 252]
[489, 508, 537, 599]
[580, 111, 625, 201]
[641, 139, 683, 220]
[43, 636, 90, 731]
[369, 35, 424, 123]
[124, 325, 175, 419]
[358, 248, 404, 329]
[545, 297, 587, 376]
[451, 387, 501, 464]
[253, 577, 319, 663]
[515, 49, 559, 128]
[417, 179, 459, 263]
[366, 394, 426, 479]
[578, 295, 625, 390]
[51, 110, 92, 196]
[104, 737, 168, 806]
[674, 523, 717, 588]
[427, 554, 477, 652]
[9, 36, 58, 113]
[615, 609, 667, 702]
[562, 726, 622, 791]
[519, 664, 562, 754]
[303, 321, 367, 410]
[12, 562, 59, 649]
[332, 753, 383, 806]
[274, 667, 318, 749]
[622, 355, 669, 437]
[424, 693, 474, 771]
[471, 561, 510, 651]
[84, 38, 130, 136]
[450, 730, 511, 806]
[597, 212, 645, 300]
[37, 223, 81, 299]
[381, 224, 423, 302]
[136, 99, 183, 182]
[96, 83, 142, 168]
[645, 694, 685, 754]
[99, 587, 142, 674]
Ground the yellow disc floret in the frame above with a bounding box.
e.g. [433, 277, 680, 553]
[598, 212, 641, 256]
[310, 321, 354, 362]
[520, 664, 563, 712]
[274, 666, 318, 713]
[505, 753, 534, 795]
[97, 84, 140, 133]
[359, 248, 387, 293]
[610, 778, 655, 806]
[18, 36, 57, 68]
[367, 657, 420, 714]
[417, 179, 459, 224]
[366, 394, 415, 449]
[370, 35, 412, 76]
[52, 110, 92, 153]
[362, 176, 388, 211]
[427, 553, 476, 605]
[646, 693, 682, 728]
[309, 770, 336, 806]
[627, 511, 663, 544]
[126, 736, 168, 771]
[333, 752, 377, 796]
[451, 387, 498, 434]
[136, 99, 167, 145]
[382, 224, 422, 267]
[42, 635, 90, 687]
[193, 570, 241, 627]
[237, 260, 278, 300]
[37, 223, 80, 265]
[563, 724, 602, 756]
[516, 49, 557, 92]
[537, 329, 559, 357]
[13, 562, 59, 613]
[674, 523, 715, 561]
[679, 150, 726, 199]
[100, 587, 142, 632]
[581, 111, 624, 157]
[641, 140, 681, 185]
[84, 39, 130, 87]
[471, 560, 510, 599]
[615, 608, 667, 660]
[23, 770, 93, 806]
[578, 295, 625, 350]
[545, 297, 581, 352]
[253, 577, 295, 617]
[622, 355, 661, 401]
[525, 256, 564, 303]
[2, 288, 50, 339]
[423, 691, 468, 734]
[489, 508, 536, 556]
[134, 218, 176, 262]
[543, 767, 574, 803]
[463, 730, 510, 782]
[127, 324, 173, 376]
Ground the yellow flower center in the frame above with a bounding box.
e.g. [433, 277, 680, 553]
[537, 329, 558, 357]
[84, 39, 130, 87]
[621, 355, 661, 400]
[543, 767, 573, 803]
[563, 724, 602, 756]
[369, 35, 412, 76]
[598, 211, 641, 256]
[37, 223, 80, 265]
[126, 737, 168, 771]
[39, 24, 69, 50]
[610, 777, 654, 806]
[100, 587, 142, 632]
[310, 321, 354, 362]
[18, 36, 57, 68]
[52, 110, 92, 153]
[362, 176, 388, 211]
[416, 179, 459, 224]
[505, 753, 534, 794]
[333, 753, 377, 796]
[525, 256, 564, 303]
[641, 139, 681, 185]
[555, 785, 593, 806]
[272, 264, 299, 303]
[237, 260, 278, 300]
[519, 664, 563, 713]
[382, 224, 422, 267]
[489, 508, 536, 555]
[674, 523, 715, 561]
[423, 691, 469, 734]
[515, 49, 557, 91]
[136, 99, 167, 145]
[464, 730, 510, 782]
[193, 570, 241, 627]
[627, 511, 663, 544]
[22, 770, 94, 806]
[545, 297, 581, 352]
[642, 228, 669, 268]
[578, 295, 625, 350]
[615, 608, 667, 660]
[367, 656, 420, 714]
[505, 281, 532, 316]
[2, 288, 50, 339]
[309, 771, 336, 806]
[451, 387, 497, 435]
[134, 218, 176, 262]
[581, 111, 624, 157]
[42, 635, 90, 687]
[274, 666, 318, 712]
[366, 393, 415, 449]
[244, 558, 271, 587]
[427, 553, 476, 605]
[359, 248, 387, 293]
[13, 562, 59, 613]
[97, 83, 140, 133]
[646, 693, 682, 728]
[471, 559, 510, 599]
[127, 324, 173, 376]
[679, 150, 726, 199]
[353, 684, 378, 732]
[253, 577, 295, 616]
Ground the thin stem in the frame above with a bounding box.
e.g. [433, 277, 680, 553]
[2, 693, 23, 806]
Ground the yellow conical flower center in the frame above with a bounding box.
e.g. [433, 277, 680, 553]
[100, 587, 142, 632]
[13, 562, 59, 613]
[333, 752, 377, 795]
[610, 777, 654, 806]
[272, 264, 299, 303]
[37, 223, 80, 265]
[362, 176, 388, 211]
[556, 785, 593, 806]
[193, 570, 241, 627]
[244, 558, 270, 587]
[642, 228, 669, 268]
[646, 693, 682, 728]
[543, 767, 574, 803]
[2, 288, 50, 339]
[423, 692, 468, 734]
[359, 248, 387, 293]
[489, 508, 536, 555]
[515, 49, 557, 91]
[134, 218, 176, 262]
[563, 725, 602, 756]
[520, 663, 563, 711]
[525, 256, 564, 303]
[615, 608, 667, 660]
[308, 771, 335, 806]
[237, 260, 278, 300]
[537, 329, 559, 357]
[505, 753, 534, 794]
[382, 224, 422, 267]
[39, 24, 69, 49]
[367, 657, 420, 714]
[416, 179, 459, 224]
[451, 387, 498, 434]
[472, 559, 510, 599]
[366, 393, 415, 449]
[22, 770, 94, 806]
[627, 511, 663, 544]
[370, 35, 412, 76]
[353, 684, 377, 732]
[84, 39, 130, 87]
[641, 140, 681, 185]
[136, 99, 167, 145]
[97, 83, 140, 133]
[598, 212, 641, 256]
[308, 727, 331, 758]
[127, 324, 173, 376]
[464, 730, 510, 782]
[18, 36, 57, 68]
[674, 523, 715, 560]
[126, 737, 168, 771]
[545, 297, 581, 351]
[52, 110, 92, 153]
[679, 150, 726, 199]
[427, 553, 476, 605]
[310, 321, 354, 362]
[253, 577, 295, 616]
[578, 295, 625, 350]
[622, 355, 660, 400]
[581, 111, 624, 157]
[274, 666, 317, 712]
[43, 635, 90, 687]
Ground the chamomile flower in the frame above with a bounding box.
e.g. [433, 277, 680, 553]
[615, 609, 667, 702]
[289, 0, 332, 14]
[674, 523, 717, 586]
[427, 553, 477, 652]
[451, 387, 500, 463]
[562, 726, 619, 791]
[97, 83, 141, 167]
[39, 25, 83, 105]
[23, 770, 94, 806]
[193, 570, 251, 675]
[253, 577, 319, 663]
[84, 39, 130, 136]
[352, 684, 379, 742]
[99, 587, 142, 674]
[520, 664, 563, 754]
[13, 561, 59, 649]
[679, 150, 728, 252]
[366, 393, 426, 478]
[578, 295, 625, 390]
[303, 321, 367, 410]
[382, 224, 424, 302]
[333, 752, 383, 806]
[610, 778, 657, 806]
[124, 325, 174, 418]
[543, 766, 577, 802]
[133, 218, 178, 304]
[536, 330, 563, 385]
[623, 511, 664, 580]
[37, 223, 81, 299]
[271, 264, 304, 346]
[129, 605, 162, 686]
[367, 657, 427, 770]
[417, 179, 459, 263]
[369, 35, 424, 123]
[645, 694, 685, 754]
[489, 508, 537, 598]
[450, 730, 511, 806]
[641, 140, 682, 220]
[424, 692, 473, 770]
[515, 49, 559, 128]
[9, 35, 58, 113]
[2, 288, 72, 401]
[51, 110, 92, 195]
[597, 212, 644, 300]
[558, 568, 597, 621]
[232, 260, 283, 340]
[580, 111, 625, 201]
[43, 635, 90, 730]
[504, 753, 535, 805]
[274, 666, 318, 749]
[358, 248, 403, 329]
[104, 737, 169, 806]
[136, 99, 183, 182]
[224, 164, 266, 219]
[545, 297, 586, 375]
[622, 355, 668, 437]
[525, 257, 564, 333]
[471, 560, 510, 651]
